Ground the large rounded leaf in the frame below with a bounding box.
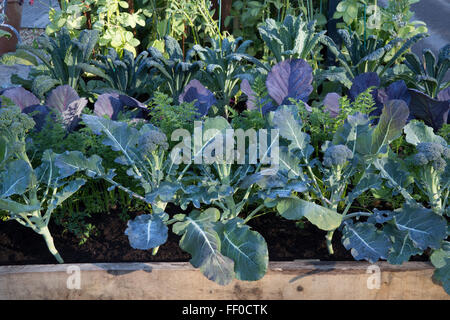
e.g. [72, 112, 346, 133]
[173, 208, 235, 285]
[216, 219, 268, 281]
[125, 214, 168, 250]
[276, 197, 342, 231]
[342, 222, 390, 263]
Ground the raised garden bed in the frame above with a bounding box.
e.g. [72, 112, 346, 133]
[1, 209, 447, 300]
[0, 261, 447, 300]
[0, 0, 449, 301]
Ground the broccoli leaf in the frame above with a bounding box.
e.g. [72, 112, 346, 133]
[383, 224, 422, 265]
[125, 214, 168, 250]
[216, 218, 268, 281]
[342, 222, 390, 263]
[371, 100, 409, 154]
[276, 197, 342, 231]
[173, 208, 235, 285]
[0, 159, 32, 198]
[394, 204, 447, 250]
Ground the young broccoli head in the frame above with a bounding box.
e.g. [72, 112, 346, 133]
[413, 142, 449, 172]
[138, 129, 169, 155]
[323, 144, 354, 168]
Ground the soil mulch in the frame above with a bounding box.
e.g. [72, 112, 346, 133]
[0, 206, 428, 265]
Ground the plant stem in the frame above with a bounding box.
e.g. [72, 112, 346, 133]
[243, 204, 265, 224]
[325, 230, 334, 255]
[39, 226, 64, 264]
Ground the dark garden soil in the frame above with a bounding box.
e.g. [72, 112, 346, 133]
[0, 205, 428, 265]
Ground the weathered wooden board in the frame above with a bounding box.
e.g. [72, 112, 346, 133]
[0, 261, 447, 300]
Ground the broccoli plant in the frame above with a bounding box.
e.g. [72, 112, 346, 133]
[77, 113, 270, 285]
[400, 121, 449, 214]
[0, 106, 102, 263]
[254, 102, 448, 295]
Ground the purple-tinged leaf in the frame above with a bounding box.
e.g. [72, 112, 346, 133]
[385, 80, 411, 105]
[261, 100, 277, 115]
[46, 85, 80, 113]
[266, 59, 313, 106]
[62, 98, 88, 131]
[1, 87, 40, 110]
[349, 72, 380, 102]
[240, 79, 257, 110]
[437, 88, 450, 102]
[94, 93, 124, 120]
[119, 95, 147, 109]
[179, 79, 216, 117]
[408, 89, 449, 131]
[323, 93, 341, 118]
[22, 105, 53, 131]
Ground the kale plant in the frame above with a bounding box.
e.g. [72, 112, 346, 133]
[320, 29, 427, 87]
[147, 36, 204, 101]
[192, 36, 266, 116]
[258, 14, 325, 66]
[15, 28, 99, 96]
[79, 48, 161, 100]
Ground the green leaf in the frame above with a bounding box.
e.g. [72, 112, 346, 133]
[51, 178, 86, 207]
[404, 120, 447, 146]
[55, 151, 105, 178]
[125, 214, 168, 250]
[173, 208, 235, 285]
[432, 258, 450, 295]
[277, 197, 342, 231]
[216, 218, 268, 281]
[394, 204, 447, 250]
[81, 115, 139, 166]
[384, 224, 422, 265]
[270, 105, 311, 156]
[0, 160, 32, 198]
[342, 222, 390, 263]
[430, 242, 450, 268]
[371, 100, 410, 154]
[0, 199, 41, 214]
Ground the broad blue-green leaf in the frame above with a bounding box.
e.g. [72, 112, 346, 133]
[145, 181, 180, 203]
[404, 120, 447, 146]
[383, 224, 422, 265]
[0, 199, 40, 214]
[430, 242, 450, 268]
[82, 114, 139, 165]
[173, 208, 234, 285]
[270, 105, 311, 156]
[432, 258, 450, 295]
[277, 197, 342, 231]
[371, 100, 409, 154]
[342, 222, 390, 263]
[347, 173, 382, 203]
[125, 214, 168, 250]
[367, 209, 396, 224]
[55, 151, 104, 178]
[51, 179, 86, 207]
[394, 204, 447, 250]
[0, 160, 32, 198]
[216, 218, 268, 281]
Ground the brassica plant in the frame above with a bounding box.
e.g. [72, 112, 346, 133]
[0, 106, 102, 263]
